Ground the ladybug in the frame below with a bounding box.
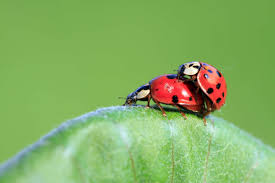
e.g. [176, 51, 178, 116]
[177, 62, 227, 114]
[124, 74, 207, 124]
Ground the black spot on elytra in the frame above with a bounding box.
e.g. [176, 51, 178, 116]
[204, 74, 209, 79]
[172, 95, 179, 103]
[216, 83, 221, 89]
[222, 92, 224, 97]
[166, 74, 177, 79]
[216, 98, 221, 104]
[155, 89, 159, 91]
[189, 97, 192, 101]
[207, 88, 214, 94]
[208, 69, 213, 73]
[216, 70, 222, 77]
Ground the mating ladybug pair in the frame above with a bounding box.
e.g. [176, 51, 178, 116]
[124, 62, 227, 125]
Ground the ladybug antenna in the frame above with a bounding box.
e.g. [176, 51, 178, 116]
[118, 97, 126, 100]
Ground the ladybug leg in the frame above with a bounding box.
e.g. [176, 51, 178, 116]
[173, 105, 187, 120]
[155, 100, 167, 117]
[202, 97, 215, 126]
[202, 112, 211, 126]
[195, 87, 200, 94]
[146, 94, 151, 108]
[193, 88, 200, 103]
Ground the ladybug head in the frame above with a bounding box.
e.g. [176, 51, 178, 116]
[177, 62, 201, 78]
[124, 84, 150, 106]
[124, 94, 137, 106]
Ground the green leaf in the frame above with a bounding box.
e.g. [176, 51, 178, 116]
[0, 106, 274, 183]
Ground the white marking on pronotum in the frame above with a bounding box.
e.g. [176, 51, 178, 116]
[183, 61, 200, 75]
[136, 89, 150, 99]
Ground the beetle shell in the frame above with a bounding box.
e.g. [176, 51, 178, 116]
[197, 63, 227, 109]
[150, 74, 203, 112]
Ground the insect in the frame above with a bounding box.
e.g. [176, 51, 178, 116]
[124, 74, 208, 124]
[177, 62, 227, 115]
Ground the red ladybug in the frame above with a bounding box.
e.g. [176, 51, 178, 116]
[124, 74, 206, 124]
[177, 62, 227, 114]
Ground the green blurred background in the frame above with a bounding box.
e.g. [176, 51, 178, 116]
[0, 0, 274, 163]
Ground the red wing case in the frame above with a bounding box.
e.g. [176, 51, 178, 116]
[197, 63, 227, 109]
[150, 75, 203, 112]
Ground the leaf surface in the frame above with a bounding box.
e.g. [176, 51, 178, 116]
[0, 106, 274, 183]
